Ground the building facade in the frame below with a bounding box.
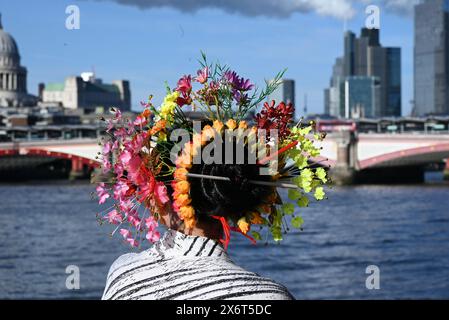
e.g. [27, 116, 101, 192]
[0, 14, 37, 107]
[325, 28, 401, 118]
[414, 0, 449, 116]
[42, 73, 131, 112]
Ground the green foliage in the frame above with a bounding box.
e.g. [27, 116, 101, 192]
[291, 216, 304, 229]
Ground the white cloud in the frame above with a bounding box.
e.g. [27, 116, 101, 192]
[89, 0, 420, 19]
[91, 0, 356, 19]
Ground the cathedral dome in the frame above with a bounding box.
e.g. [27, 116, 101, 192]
[0, 15, 19, 57]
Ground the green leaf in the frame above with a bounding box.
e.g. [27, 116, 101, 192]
[251, 231, 262, 241]
[314, 187, 325, 200]
[288, 189, 301, 201]
[291, 216, 304, 229]
[282, 203, 295, 215]
[297, 195, 309, 207]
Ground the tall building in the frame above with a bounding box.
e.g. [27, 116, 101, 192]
[325, 28, 401, 118]
[0, 14, 37, 107]
[42, 73, 131, 112]
[414, 0, 449, 116]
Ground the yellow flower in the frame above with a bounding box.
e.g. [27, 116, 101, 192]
[237, 217, 250, 234]
[159, 91, 180, 122]
[226, 119, 237, 130]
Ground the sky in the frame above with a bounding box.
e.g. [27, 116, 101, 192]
[1, 0, 416, 115]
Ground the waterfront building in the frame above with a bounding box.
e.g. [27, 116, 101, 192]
[414, 0, 449, 116]
[42, 72, 131, 112]
[0, 14, 38, 107]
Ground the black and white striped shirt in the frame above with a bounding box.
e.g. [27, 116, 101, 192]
[102, 229, 294, 300]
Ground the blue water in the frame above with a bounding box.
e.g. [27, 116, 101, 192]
[0, 175, 448, 299]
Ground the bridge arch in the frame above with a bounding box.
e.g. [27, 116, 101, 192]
[358, 143, 449, 170]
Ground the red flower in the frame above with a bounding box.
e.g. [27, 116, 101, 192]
[255, 100, 294, 139]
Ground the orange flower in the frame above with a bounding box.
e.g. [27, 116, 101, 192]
[226, 119, 237, 130]
[184, 217, 196, 229]
[213, 120, 224, 133]
[237, 217, 250, 234]
[149, 119, 166, 135]
[202, 125, 216, 142]
[176, 153, 192, 169]
[174, 193, 191, 207]
[140, 108, 151, 118]
[174, 168, 188, 181]
[174, 180, 190, 194]
[180, 206, 195, 219]
[238, 121, 248, 129]
[250, 212, 264, 224]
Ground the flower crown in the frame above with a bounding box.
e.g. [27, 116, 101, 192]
[94, 54, 329, 249]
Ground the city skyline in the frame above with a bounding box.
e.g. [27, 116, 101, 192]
[2, 1, 415, 115]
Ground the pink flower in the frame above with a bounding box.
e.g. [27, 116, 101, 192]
[96, 183, 110, 204]
[146, 229, 160, 243]
[113, 180, 130, 199]
[126, 238, 139, 247]
[106, 120, 115, 133]
[114, 127, 127, 138]
[128, 215, 142, 228]
[119, 199, 134, 213]
[155, 182, 169, 204]
[119, 150, 132, 165]
[145, 216, 158, 231]
[112, 109, 122, 121]
[102, 141, 112, 156]
[176, 75, 192, 96]
[133, 115, 147, 127]
[114, 163, 124, 178]
[102, 158, 112, 173]
[105, 210, 122, 224]
[195, 67, 209, 84]
[119, 228, 131, 239]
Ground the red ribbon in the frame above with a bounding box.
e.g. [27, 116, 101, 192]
[211, 215, 256, 251]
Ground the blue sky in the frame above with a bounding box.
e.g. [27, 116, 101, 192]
[1, 0, 414, 115]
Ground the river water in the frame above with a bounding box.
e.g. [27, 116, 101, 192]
[0, 173, 448, 299]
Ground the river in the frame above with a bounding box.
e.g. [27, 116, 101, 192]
[0, 173, 448, 299]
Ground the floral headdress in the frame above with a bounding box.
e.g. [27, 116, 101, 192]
[94, 54, 329, 249]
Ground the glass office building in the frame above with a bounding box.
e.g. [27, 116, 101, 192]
[414, 0, 449, 116]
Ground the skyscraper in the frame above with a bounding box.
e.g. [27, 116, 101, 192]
[414, 0, 449, 116]
[325, 27, 401, 118]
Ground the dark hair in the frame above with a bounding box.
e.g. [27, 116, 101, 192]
[188, 138, 273, 221]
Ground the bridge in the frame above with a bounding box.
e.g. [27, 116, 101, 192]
[317, 132, 449, 184]
[0, 125, 448, 183]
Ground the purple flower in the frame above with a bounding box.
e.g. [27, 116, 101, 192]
[223, 70, 254, 92]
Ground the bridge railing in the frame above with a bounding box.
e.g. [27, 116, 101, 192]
[0, 125, 105, 142]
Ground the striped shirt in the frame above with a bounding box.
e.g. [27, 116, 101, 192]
[102, 229, 294, 300]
